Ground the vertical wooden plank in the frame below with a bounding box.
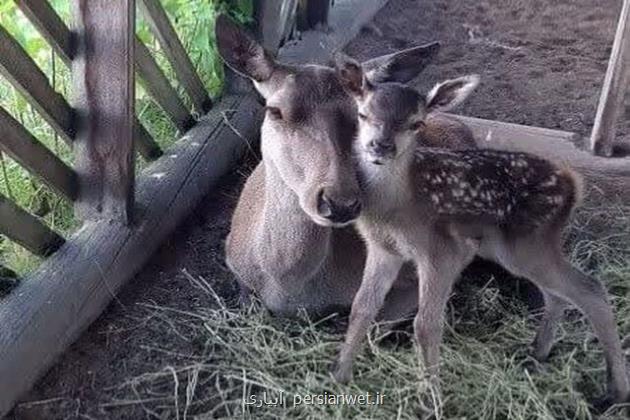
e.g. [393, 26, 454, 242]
[72, 0, 135, 223]
[297, 0, 331, 31]
[138, 0, 212, 113]
[255, 0, 299, 52]
[590, 0, 630, 156]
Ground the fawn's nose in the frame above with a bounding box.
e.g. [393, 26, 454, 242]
[369, 139, 396, 157]
[317, 190, 362, 224]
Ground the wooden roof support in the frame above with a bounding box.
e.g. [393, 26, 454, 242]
[72, 0, 136, 223]
[590, 0, 630, 156]
[0, 107, 77, 201]
[0, 193, 64, 257]
[138, 0, 212, 113]
[0, 25, 75, 144]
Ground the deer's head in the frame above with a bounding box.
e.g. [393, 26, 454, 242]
[216, 15, 441, 225]
[335, 54, 479, 165]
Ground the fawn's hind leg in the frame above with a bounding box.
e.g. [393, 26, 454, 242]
[532, 291, 568, 362]
[332, 243, 404, 384]
[495, 237, 629, 404]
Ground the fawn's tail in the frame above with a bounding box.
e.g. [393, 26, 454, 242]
[551, 166, 584, 231]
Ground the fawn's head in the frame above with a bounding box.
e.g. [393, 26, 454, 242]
[216, 15, 441, 226]
[335, 55, 479, 165]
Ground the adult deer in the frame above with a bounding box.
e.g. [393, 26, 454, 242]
[331, 57, 630, 406]
[216, 15, 475, 319]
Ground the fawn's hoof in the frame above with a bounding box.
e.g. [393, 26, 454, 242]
[331, 361, 352, 384]
[591, 390, 630, 414]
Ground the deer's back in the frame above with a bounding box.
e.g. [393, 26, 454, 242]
[413, 148, 579, 231]
[417, 113, 477, 150]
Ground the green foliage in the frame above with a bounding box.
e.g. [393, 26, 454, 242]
[0, 0, 252, 274]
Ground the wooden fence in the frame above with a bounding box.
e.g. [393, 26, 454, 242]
[0, 0, 211, 248]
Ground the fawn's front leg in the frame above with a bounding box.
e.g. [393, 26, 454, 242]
[332, 243, 404, 384]
[414, 236, 477, 377]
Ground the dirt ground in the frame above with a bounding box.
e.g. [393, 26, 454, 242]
[10, 0, 624, 418]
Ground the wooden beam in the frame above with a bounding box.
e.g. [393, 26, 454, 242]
[0, 94, 261, 416]
[135, 37, 195, 132]
[0, 25, 74, 144]
[138, 0, 212, 113]
[0, 107, 77, 201]
[15, 0, 74, 64]
[589, 0, 630, 157]
[72, 0, 136, 223]
[0, 193, 64, 257]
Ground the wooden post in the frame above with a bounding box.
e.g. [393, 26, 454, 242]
[72, 0, 135, 223]
[297, 0, 331, 31]
[590, 0, 630, 156]
[255, 0, 299, 52]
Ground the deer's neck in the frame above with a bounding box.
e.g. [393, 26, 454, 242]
[359, 150, 415, 212]
[256, 160, 332, 277]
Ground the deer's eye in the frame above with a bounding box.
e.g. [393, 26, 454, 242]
[358, 112, 368, 121]
[410, 120, 426, 131]
[266, 106, 283, 120]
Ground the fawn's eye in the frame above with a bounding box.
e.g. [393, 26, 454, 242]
[358, 112, 368, 121]
[265, 106, 283, 120]
[410, 120, 426, 131]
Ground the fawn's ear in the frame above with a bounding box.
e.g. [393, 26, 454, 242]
[334, 53, 372, 97]
[425, 75, 479, 113]
[363, 42, 441, 84]
[215, 14, 276, 82]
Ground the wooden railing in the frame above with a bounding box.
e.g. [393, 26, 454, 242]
[0, 0, 213, 257]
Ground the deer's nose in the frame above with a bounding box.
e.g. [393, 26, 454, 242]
[317, 190, 362, 224]
[369, 139, 396, 156]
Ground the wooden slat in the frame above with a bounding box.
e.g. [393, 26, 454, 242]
[590, 0, 630, 156]
[134, 117, 163, 160]
[0, 25, 74, 144]
[15, 0, 74, 64]
[13, 0, 162, 161]
[0, 193, 64, 257]
[0, 107, 77, 201]
[138, 0, 212, 113]
[135, 36, 195, 132]
[72, 0, 136, 223]
[0, 264, 16, 280]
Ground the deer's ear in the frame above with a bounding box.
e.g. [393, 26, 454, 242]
[363, 42, 440, 84]
[215, 14, 276, 82]
[334, 53, 370, 97]
[426, 75, 479, 113]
